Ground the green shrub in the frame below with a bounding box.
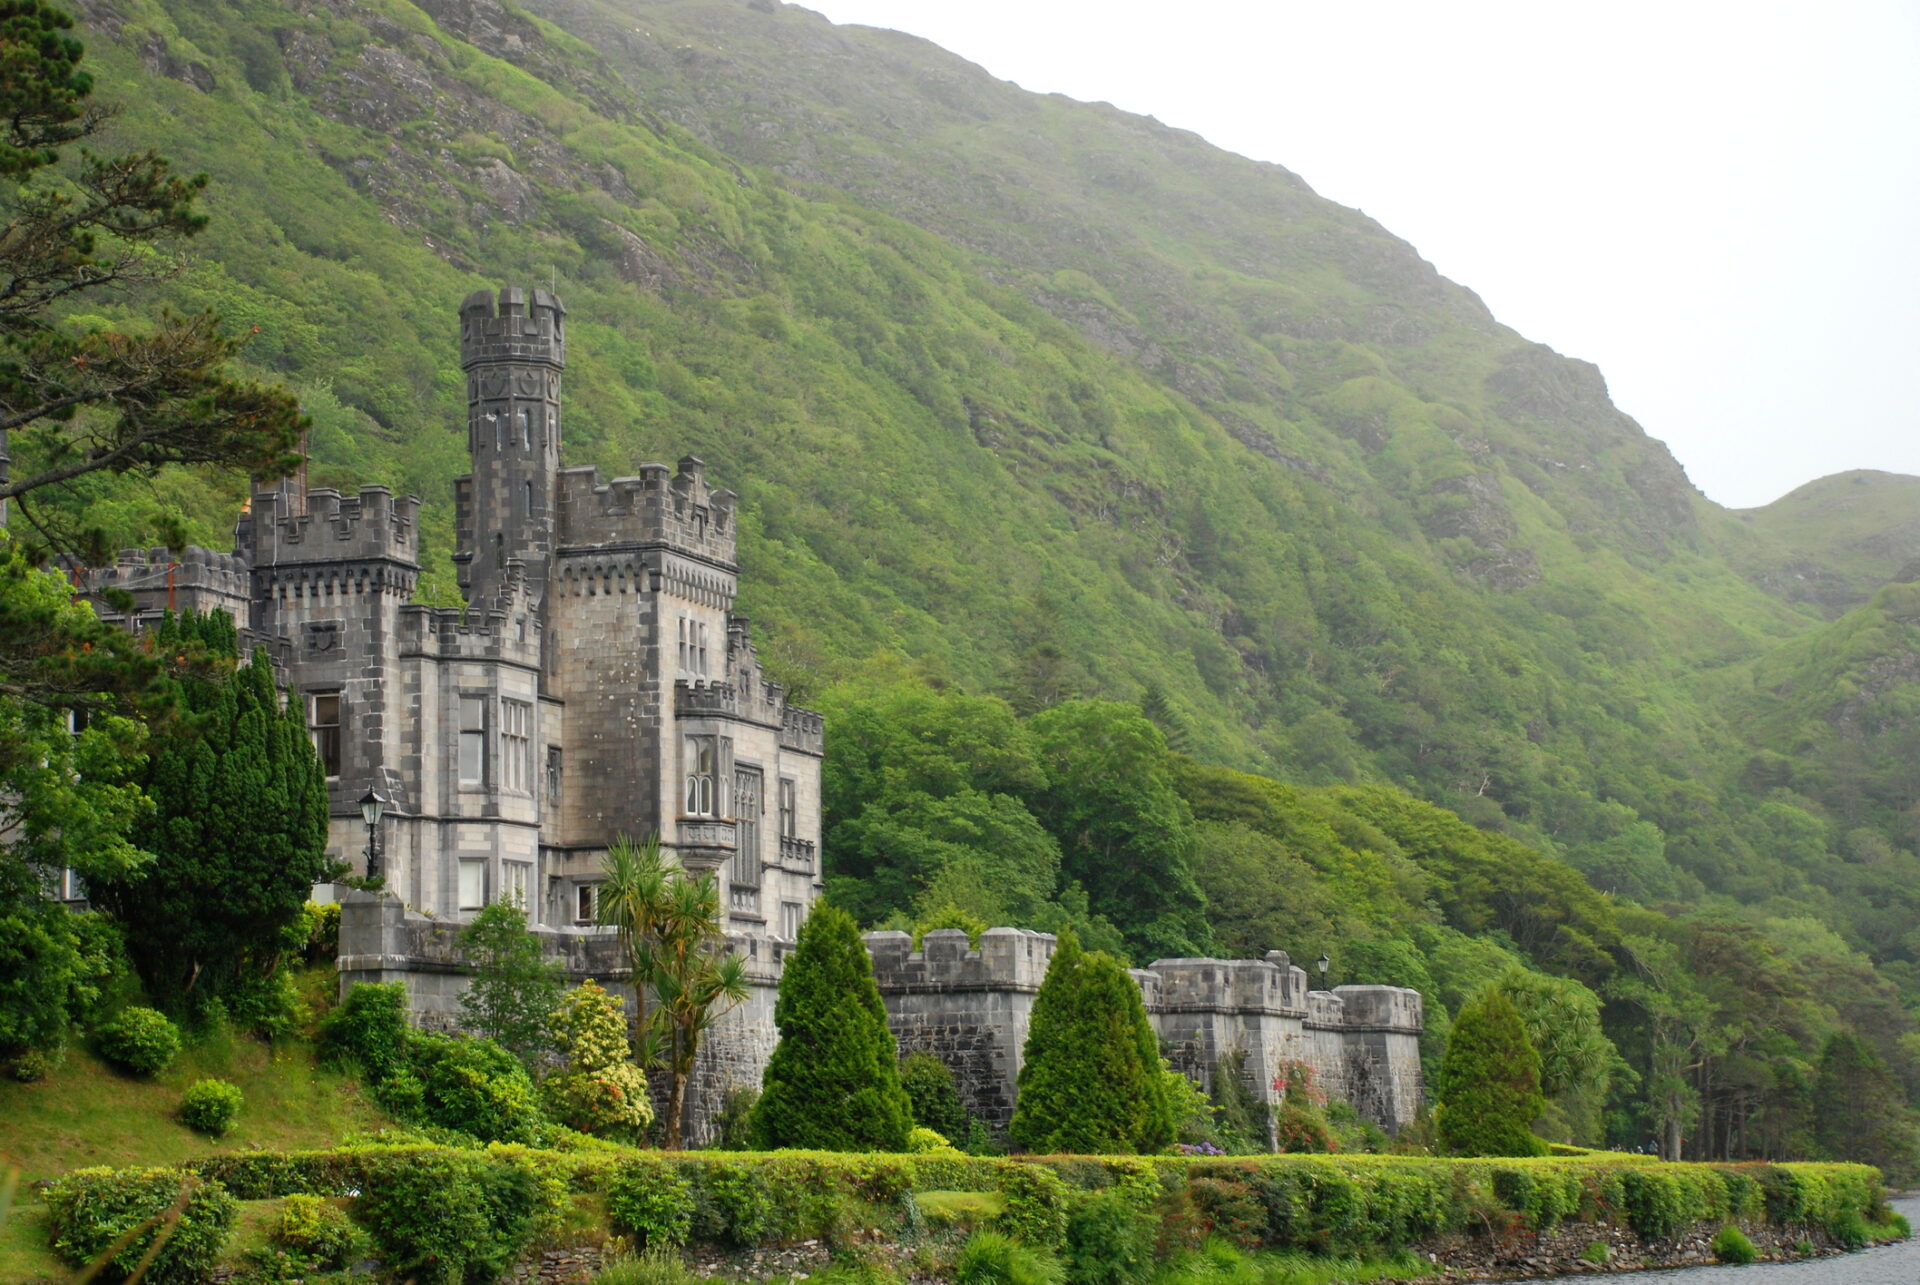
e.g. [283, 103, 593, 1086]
[1827, 1208, 1871, 1250]
[997, 1163, 1070, 1249]
[180, 1077, 244, 1136]
[608, 1160, 696, 1248]
[752, 903, 914, 1151]
[910, 1126, 957, 1153]
[1064, 1187, 1155, 1285]
[353, 1149, 538, 1285]
[1579, 1240, 1609, 1264]
[1186, 1177, 1265, 1249]
[410, 1031, 547, 1143]
[226, 968, 303, 1041]
[244, 1192, 371, 1279]
[594, 1247, 696, 1285]
[45, 1165, 237, 1285]
[6, 1046, 58, 1081]
[321, 980, 410, 1080]
[1435, 988, 1546, 1157]
[96, 1005, 181, 1076]
[692, 1162, 781, 1247]
[902, 1050, 969, 1139]
[303, 900, 342, 962]
[1713, 1225, 1758, 1264]
[1617, 1168, 1712, 1241]
[1011, 929, 1173, 1155]
[953, 1229, 1066, 1285]
[713, 1085, 760, 1150]
[544, 980, 652, 1141]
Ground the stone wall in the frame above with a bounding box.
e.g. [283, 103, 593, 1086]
[339, 897, 1425, 1143]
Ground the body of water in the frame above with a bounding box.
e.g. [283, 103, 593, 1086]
[1509, 1197, 1920, 1283]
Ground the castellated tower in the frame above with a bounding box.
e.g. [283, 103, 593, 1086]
[454, 286, 564, 613]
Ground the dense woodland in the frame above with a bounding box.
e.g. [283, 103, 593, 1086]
[6, 0, 1920, 1174]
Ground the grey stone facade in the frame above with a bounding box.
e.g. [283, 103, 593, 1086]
[73, 286, 826, 943]
[72, 284, 1425, 1145]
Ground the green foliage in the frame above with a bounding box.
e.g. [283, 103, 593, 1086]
[352, 1149, 539, 1285]
[597, 834, 748, 1148]
[753, 902, 914, 1151]
[593, 1248, 697, 1285]
[96, 1004, 181, 1076]
[1436, 988, 1547, 1158]
[91, 647, 330, 1014]
[1712, 1224, 1758, 1263]
[45, 1165, 237, 1285]
[607, 1160, 695, 1248]
[995, 1164, 1070, 1249]
[179, 1077, 243, 1136]
[544, 980, 653, 1140]
[1011, 929, 1173, 1155]
[901, 1050, 969, 1140]
[459, 901, 564, 1063]
[1812, 1031, 1919, 1184]
[320, 980, 410, 1080]
[409, 1032, 547, 1145]
[1065, 1187, 1158, 1285]
[246, 1192, 370, 1278]
[954, 1229, 1066, 1285]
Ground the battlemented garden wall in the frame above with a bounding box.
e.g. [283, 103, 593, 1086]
[338, 895, 1425, 1143]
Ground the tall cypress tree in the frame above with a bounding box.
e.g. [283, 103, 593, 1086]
[751, 903, 913, 1151]
[1436, 986, 1549, 1157]
[93, 615, 330, 1012]
[1009, 927, 1173, 1154]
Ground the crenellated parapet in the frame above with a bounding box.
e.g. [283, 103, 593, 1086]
[238, 485, 421, 572]
[864, 928, 1425, 1138]
[460, 286, 565, 372]
[779, 705, 825, 755]
[72, 545, 252, 625]
[555, 457, 737, 569]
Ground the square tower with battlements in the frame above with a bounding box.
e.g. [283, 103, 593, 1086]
[80, 286, 824, 942]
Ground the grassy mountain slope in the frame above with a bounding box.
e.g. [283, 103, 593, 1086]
[29, 0, 1920, 981]
[1731, 471, 1920, 615]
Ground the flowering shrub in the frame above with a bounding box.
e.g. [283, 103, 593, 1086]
[544, 981, 653, 1140]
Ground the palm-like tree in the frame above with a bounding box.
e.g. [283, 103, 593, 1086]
[596, 833, 749, 1147]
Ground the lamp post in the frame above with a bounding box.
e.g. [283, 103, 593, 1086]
[359, 788, 386, 884]
[1316, 953, 1330, 991]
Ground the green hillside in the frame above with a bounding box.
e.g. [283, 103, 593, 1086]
[1732, 471, 1920, 614]
[24, 0, 1920, 1051]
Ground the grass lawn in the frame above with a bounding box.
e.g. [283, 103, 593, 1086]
[0, 969, 394, 1282]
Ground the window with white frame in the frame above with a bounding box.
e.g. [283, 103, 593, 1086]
[734, 768, 762, 888]
[502, 699, 531, 792]
[684, 734, 717, 816]
[458, 695, 487, 785]
[309, 692, 342, 777]
[575, 883, 597, 925]
[502, 861, 530, 909]
[677, 616, 710, 677]
[458, 859, 486, 911]
[778, 778, 798, 839]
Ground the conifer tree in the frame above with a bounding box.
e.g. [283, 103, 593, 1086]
[751, 902, 913, 1151]
[1435, 985, 1549, 1157]
[92, 617, 329, 1012]
[1009, 927, 1173, 1154]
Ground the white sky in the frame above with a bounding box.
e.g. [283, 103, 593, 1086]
[800, 0, 1920, 509]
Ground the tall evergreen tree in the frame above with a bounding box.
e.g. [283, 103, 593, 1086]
[1009, 927, 1173, 1154]
[92, 618, 330, 1012]
[1813, 1031, 1919, 1183]
[1436, 985, 1549, 1157]
[751, 902, 913, 1151]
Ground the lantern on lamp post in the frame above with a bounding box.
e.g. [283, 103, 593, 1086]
[359, 788, 386, 884]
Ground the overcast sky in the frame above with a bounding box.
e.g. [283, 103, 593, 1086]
[801, 0, 1920, 510]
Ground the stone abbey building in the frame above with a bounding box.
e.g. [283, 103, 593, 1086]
[72, 287, 1422, 1143]
[76, 286, 826, 938]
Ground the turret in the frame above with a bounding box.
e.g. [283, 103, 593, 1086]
[454, 286, 565, 611]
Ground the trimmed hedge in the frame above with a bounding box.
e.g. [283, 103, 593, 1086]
[45, 1166, 237, 1285]
[160, 1146, 1894, 1265]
